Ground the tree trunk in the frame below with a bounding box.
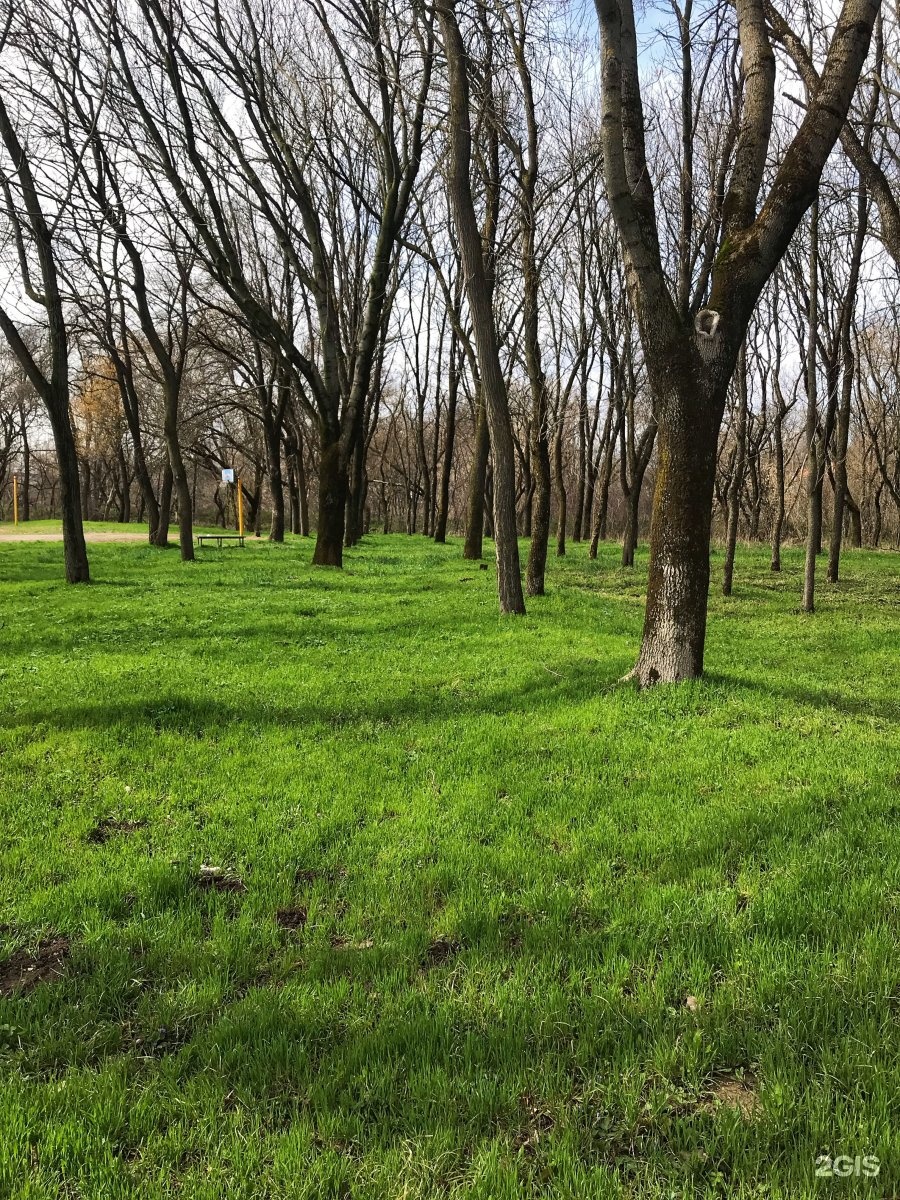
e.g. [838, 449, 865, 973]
[526, 403, 551, 595]
[438, 0, 525, 614]
[48, 390, 90, 583]
[156, 462, 173, 547]
[434, 338, 459, 544]
[723, 344, 748, 596]
[165, 418, 194, 562]
[630, 386, 722, 686]
[463, 397, 489, 560]
[264, 410, 285, 543]
[803, 202, 820, 613]
[19, 406, 30, 521]
[771, 406, 785, 571]
[622, 491, 640, 567]
[553, 427, 566, 557]
[313, 434, 346, 566]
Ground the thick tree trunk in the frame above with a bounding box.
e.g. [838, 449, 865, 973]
[463, 398, 489, 560]
[631, 389, 721, 686]
[313, 434, 346, 566]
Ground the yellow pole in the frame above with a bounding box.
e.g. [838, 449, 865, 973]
[236, 476, 244, 537]
[12, 475, 18, 526]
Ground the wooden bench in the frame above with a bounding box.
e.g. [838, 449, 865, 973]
[197, 534, 246, 549]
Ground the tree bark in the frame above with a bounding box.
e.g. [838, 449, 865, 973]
[463, 394, 490, 560]
[723, 343, 748, 595]
[631, 389, 722, 684]
[313, 434, 346, 566]
[434, 333, 459, 544]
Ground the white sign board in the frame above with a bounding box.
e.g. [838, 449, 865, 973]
[221, 468, 235, 484]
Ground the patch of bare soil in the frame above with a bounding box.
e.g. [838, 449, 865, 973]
[275, 907, 307, 930]
[703, 1074, 762, 1118]
[0, 936, 70, 997]
[421, 936, 462, 969]
[86, 818, 147, 844]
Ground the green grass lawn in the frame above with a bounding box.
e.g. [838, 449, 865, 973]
[0, 533, 897, 1198]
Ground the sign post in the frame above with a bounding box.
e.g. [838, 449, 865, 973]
[221, 467, 242, 535]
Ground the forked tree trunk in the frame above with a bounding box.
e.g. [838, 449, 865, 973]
[438, 0, 525, 614]
[595, 0, 878, 683]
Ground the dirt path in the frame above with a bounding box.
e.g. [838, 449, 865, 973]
[0, 530, 149, 543]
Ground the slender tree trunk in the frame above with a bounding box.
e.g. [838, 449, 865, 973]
[526, 406, 551, 595]
[803, 202, 820, 613]
[296, 426, 310, 536]
[872, 483, 882, 546]
[622, 491, 640, 567]
[573, 400, 587, 541]
[164, 416, 194, 562]
[263, 410, 285, 543]
[723, 344, 748, 595]
[434, 339, 459, 544]
[19, 406, 30, 521]
[48, 392, 90, 583]
[828, 184, 867, 582]
[553, 426, 566, 557]
[286, 447, 301, 534]
[463, 397, 489, 559]
[771, 406, 785, 571]
[156, 462, 173, 547]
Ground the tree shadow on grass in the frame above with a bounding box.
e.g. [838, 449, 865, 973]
[705, 671, 900, 724]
